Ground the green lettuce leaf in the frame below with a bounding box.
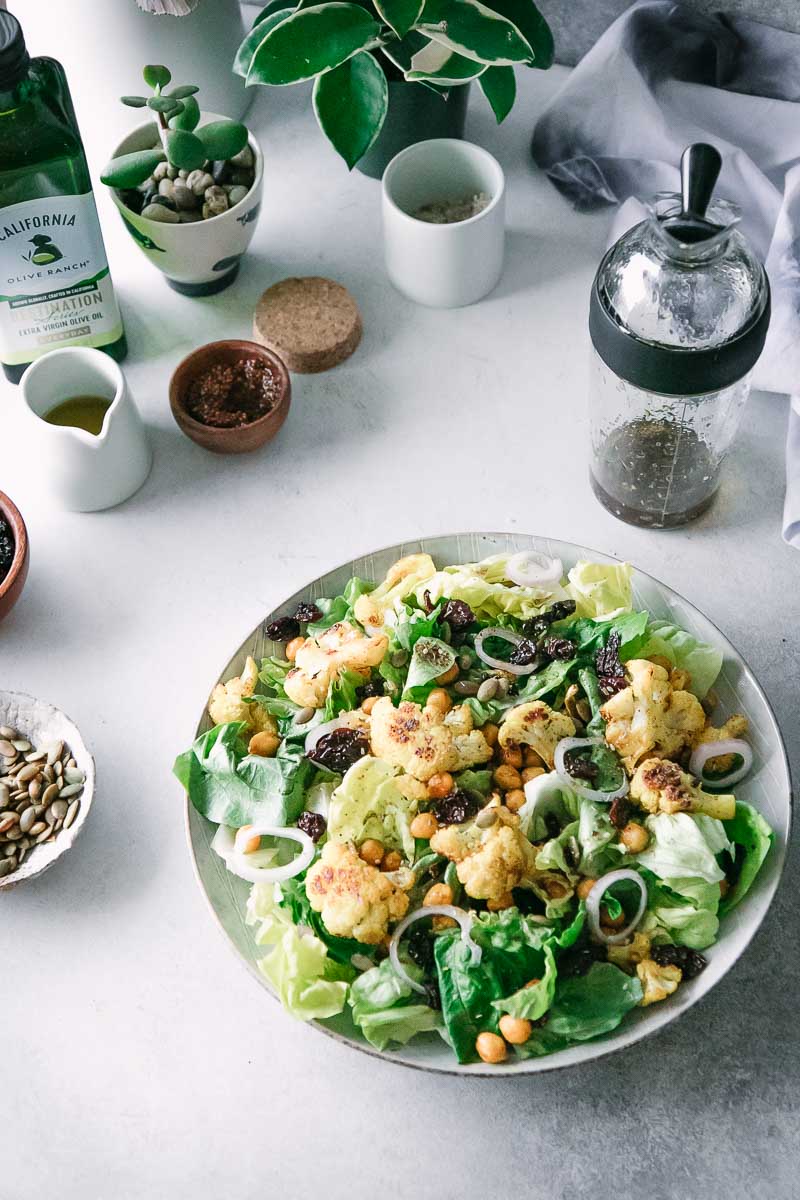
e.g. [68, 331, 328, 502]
[454, 767, 493, 796]
[414, 553, 566, 623]
[349, 959, 439, 1050]
[327, 756, 419, 860]
[641, 876, 720, 949]
[516, 963, 643, 1057]
[634, 812, 730, 888]
[306, 576, 375, 635]
[245, 881, 352, 1020]
[637, 618, 723, 699]
[433, 909, 551, 1062]
[403, 636, 456, 700]
[276, 873, 376, 966]
[493, 941, 557, 1021]
[566, 560, 633, 618]
[173, 722, 313, 827]
[720, 801, 774, 914]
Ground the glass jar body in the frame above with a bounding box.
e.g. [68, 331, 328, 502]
[588, 351, 751, 528]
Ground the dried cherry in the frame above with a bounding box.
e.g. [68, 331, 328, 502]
[266, 615, 301, 642]
[651, 944, 708, 980]
[296, 811, 326, 842]
[307, 727, 370, 771]
[294, 601, 323, 624]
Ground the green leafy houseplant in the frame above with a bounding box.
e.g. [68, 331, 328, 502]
[234, 0, 554, 169]
[100, 64, 249, 190]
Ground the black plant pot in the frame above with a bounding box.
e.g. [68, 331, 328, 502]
[357, 82, 470, 180]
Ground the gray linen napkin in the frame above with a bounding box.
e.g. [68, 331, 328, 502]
[531, 0, 800, 547]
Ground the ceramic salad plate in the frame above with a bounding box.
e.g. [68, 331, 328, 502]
[181, 533, 791, 1075]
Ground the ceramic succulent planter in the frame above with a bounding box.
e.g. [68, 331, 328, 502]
[108, 113, 263, 295]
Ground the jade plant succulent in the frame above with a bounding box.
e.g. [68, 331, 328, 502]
[100, 64, 249, 191]
[235, 0, 554, 168]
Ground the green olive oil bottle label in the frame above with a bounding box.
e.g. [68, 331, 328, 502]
[0, 9, 127, 382]
[0, 193, 123, 366]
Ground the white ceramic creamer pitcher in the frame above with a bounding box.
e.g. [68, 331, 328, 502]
[19, 348, 152, 512]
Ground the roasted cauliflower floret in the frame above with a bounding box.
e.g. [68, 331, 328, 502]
[601, 659, 706, 771]
[305, 841, 409, 945]
[630, 758, 735, 821]
[498, 701, 576, 769]
[353, 554, 436, 633]
[284, 621, 388, 709]
[692, 713, 749, 775]
[430, 806, 538, 903]
[369, 697, 492, 781]
[208, 656, 277, 736]
[607, 932, 652, 975]
[637, 958, 682, 1006]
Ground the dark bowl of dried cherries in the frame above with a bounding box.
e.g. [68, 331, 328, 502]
[0, 491, 29, 624]
[169, 339, 291, 455]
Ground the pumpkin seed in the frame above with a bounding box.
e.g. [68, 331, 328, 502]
[0, 726, 17, 739]
[0, 785, 8, 807]
[24, 749, 46, 763]
[64, 767, 85, 785]
[41, 783, 59, 806]
[29, 821, 47, 837]
[28, 779, 41, 800]
[0, 859, 15, 878]
[295, 708, 315, 726]
[12, 739, 31, 752]
[4, 826, 22, 840]
[18, 807, 36, 834]
[64, 800, 80, 829]
[16, 763, 39, 783]
[2, 842, 17, 857]
[46, 741, 63, 766]
[477, 678, 499, 703]
[35, 826, 52, 843]
[0, 740, 16, 758]
[476, 809, 498, 828]
[50, 799, 68, 820]
[454, 680, 479, 696]
[58, 783, 82, 799]
[44, 805, 58, 825]
[0, 814, 18, 834]
[42, 765, 55, 783]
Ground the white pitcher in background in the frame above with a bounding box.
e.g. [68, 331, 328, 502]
[19, 347, 152, 512]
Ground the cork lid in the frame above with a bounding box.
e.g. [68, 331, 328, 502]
[252, 276, 362, 374]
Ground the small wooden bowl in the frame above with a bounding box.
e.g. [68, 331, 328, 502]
[169, 340, 291, 454]
[0, 491, 29, 624]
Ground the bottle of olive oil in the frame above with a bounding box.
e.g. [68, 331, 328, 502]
[0, 10, 126, 383]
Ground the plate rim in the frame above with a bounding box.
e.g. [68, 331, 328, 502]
[182, 530, 794, 1076]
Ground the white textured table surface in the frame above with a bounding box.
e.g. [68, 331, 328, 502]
[2, 66, 798, 1200]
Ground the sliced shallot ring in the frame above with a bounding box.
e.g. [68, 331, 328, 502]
[689, 738, 753, 787]
[586, 869, 648, 946]
[506, 551, 564, 588]
[214, 823, 315, 885]
[554, 736, 629, 804]
[389, 905, 482, 996]
[474, 627, 538, 676]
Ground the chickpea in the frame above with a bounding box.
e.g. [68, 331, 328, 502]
[361, 695, 379, 716]
[544, 877, 570, 900]
[482, 722, 499, 747]
[381, 850, 402, 872]
[504, 788, 526, 813]
[493, 764, 522, 792]
[702, 688, 719, 717]
[427, 771, 454, 800]
[248, 731, 280, 757]
[425, 688, 452, 714]
[285, 636, 305, 663]
[576, 877, 597, 901]
[719, 878, 730, 898]
[523, 746, 545, 768]
[498, 1015, 532, 1045]
[521, 766, 545, 785]
[650, 654, 671, 672]
[359, 839, 384, 866]
[600, 906, 627, 929]
[410, 811, 438, 840]
[487, 892, 515, 911]
[424, 882, 453, 907]
[620, 821, 649, 853]
[524, 977, 541, 989]
[475, 1032, 507, 1064]
[237, 824, 261, 855]
[500, 744, 523, 769]
[435, 664, 459, 686]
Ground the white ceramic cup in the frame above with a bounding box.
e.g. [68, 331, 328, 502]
[382, 138, 506, 308]
[19, 348, 152, 513]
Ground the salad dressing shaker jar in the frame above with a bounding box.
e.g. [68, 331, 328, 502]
[588, 144, 770, 528]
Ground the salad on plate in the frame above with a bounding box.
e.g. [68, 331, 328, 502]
[175, 551, 773, 1065]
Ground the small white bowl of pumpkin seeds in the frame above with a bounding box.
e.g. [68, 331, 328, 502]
[0, 691, 95, 890]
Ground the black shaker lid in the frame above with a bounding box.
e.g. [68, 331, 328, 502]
[589, 273, 771, 397]
[0, 11, 30, 90]
[590, 143, 771, 396]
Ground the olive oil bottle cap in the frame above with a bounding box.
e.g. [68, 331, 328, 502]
[0, 11, 30, 90]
